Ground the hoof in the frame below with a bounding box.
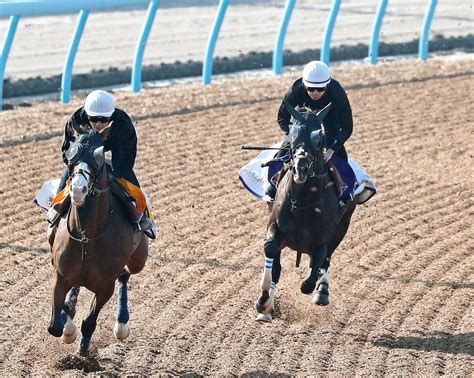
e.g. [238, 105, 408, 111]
[300, 280, 316, 295]
[312, 283, 330, 306]
[48, 323, 63, 338]
[114, 322, 130, 340]
[62, 317, 77, 344]
[256, 313, 273, 322]
[255, 290, 271, 314]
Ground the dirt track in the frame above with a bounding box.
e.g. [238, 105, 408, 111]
[0, 57, 473, 375]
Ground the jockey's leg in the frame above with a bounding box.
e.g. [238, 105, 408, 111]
[56, 168, 69, 195]
[115, 171, 157, 239]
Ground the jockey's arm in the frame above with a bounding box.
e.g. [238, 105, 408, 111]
[327, 88, 353, 153]
[110, 121, 137, 180]
[277, 87, 299, 135]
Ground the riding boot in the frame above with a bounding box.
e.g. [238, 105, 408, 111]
[135, 211, 157, 239]
[265, 182, 277, 201]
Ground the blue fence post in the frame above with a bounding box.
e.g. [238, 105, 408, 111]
[272, 0, 296, 75]
[320, 0, 341, 65]
[0, 15, 20, 111]
[132, 0, 160, 92]
[368, 0, 388, 65]
[419, 0, 437, 61]
[202, 0, 229, 85]
[61, 10, 89, 104]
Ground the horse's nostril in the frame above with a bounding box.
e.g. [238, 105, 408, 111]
[82, 187, 87, 194]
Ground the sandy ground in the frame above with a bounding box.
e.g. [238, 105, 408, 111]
[0, 55, 472, 375]
[1, 0, 472, 80]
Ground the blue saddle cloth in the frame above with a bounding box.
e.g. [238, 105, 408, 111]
[331, 155, 357, 201]
[267, 154, 357, 201]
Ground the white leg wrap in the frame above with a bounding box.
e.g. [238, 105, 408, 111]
[61, 315, 77, 344]
[317, 268, 330, 286]
[260, 258, 273, 291]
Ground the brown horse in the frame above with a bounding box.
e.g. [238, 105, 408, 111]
[47, 131, 148, 355]
[256, 102, 356, 322]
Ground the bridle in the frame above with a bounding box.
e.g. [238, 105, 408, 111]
[288, 143, 328, 213]
[67, 156, 112, 243]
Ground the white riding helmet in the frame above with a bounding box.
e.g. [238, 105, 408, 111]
[302, 60, 331, 88]
[84, 90, 115, 117]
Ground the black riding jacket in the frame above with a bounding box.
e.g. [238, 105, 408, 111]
[60, 107, 139, 185]
[277, 78, 353, 160]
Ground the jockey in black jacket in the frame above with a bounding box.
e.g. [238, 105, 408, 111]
[56, 90, 156, 239]
[277, 60, 353, 162]
[268, 60, 353, 200]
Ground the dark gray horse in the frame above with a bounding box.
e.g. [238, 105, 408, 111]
[256, 101, 356, 322]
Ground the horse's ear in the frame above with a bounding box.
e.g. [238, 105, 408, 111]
[284, 100, 307, 125]
[93, 146, 105, 167]
[316, 102, 332, 123]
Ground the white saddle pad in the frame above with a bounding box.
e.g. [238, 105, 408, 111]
[239, 148, 377, 204]
[34, 179, 60, 212]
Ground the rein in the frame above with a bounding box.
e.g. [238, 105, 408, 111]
[288, 150, 328, 214]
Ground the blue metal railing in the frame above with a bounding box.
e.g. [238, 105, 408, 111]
[1, 0, 442, 110]
[202, 0, 229, 85]
[0, 16, 20, 111]
[369, 0, 388, 65]
[273, 0, 296, 75]
[419, 0, 437, 60]
[320, 0, 341, 65]
[61, 10, 89, 104]
[132, 0, 160, 92]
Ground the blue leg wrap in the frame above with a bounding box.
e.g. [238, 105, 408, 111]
[116, 282, 129, 324]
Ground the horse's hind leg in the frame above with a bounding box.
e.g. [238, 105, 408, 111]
[323, 205, 355, 272]
[256, 224, 281, 322]
[61, 286, 81, 344]
[78, 282, 115, 356]
[48, 269, 69, 337]
[114, 270, 131, 340]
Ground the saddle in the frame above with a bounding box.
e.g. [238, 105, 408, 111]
[48, 179, 143, 228]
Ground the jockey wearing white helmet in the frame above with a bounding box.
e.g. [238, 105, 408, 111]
[55, 89, 156, 238]
[266, 61, 353, 201]
[277, 60, 353, 162]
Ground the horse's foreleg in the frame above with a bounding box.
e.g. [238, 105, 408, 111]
[61, 286, 80, 344]
[48, 269, 69, 337]
[114, 270, 130, 340]
[300, 253, 319, 294]
[305, 244, 330, 306]
[256, 224, 281, 322]
[78, 282, 115, 356]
